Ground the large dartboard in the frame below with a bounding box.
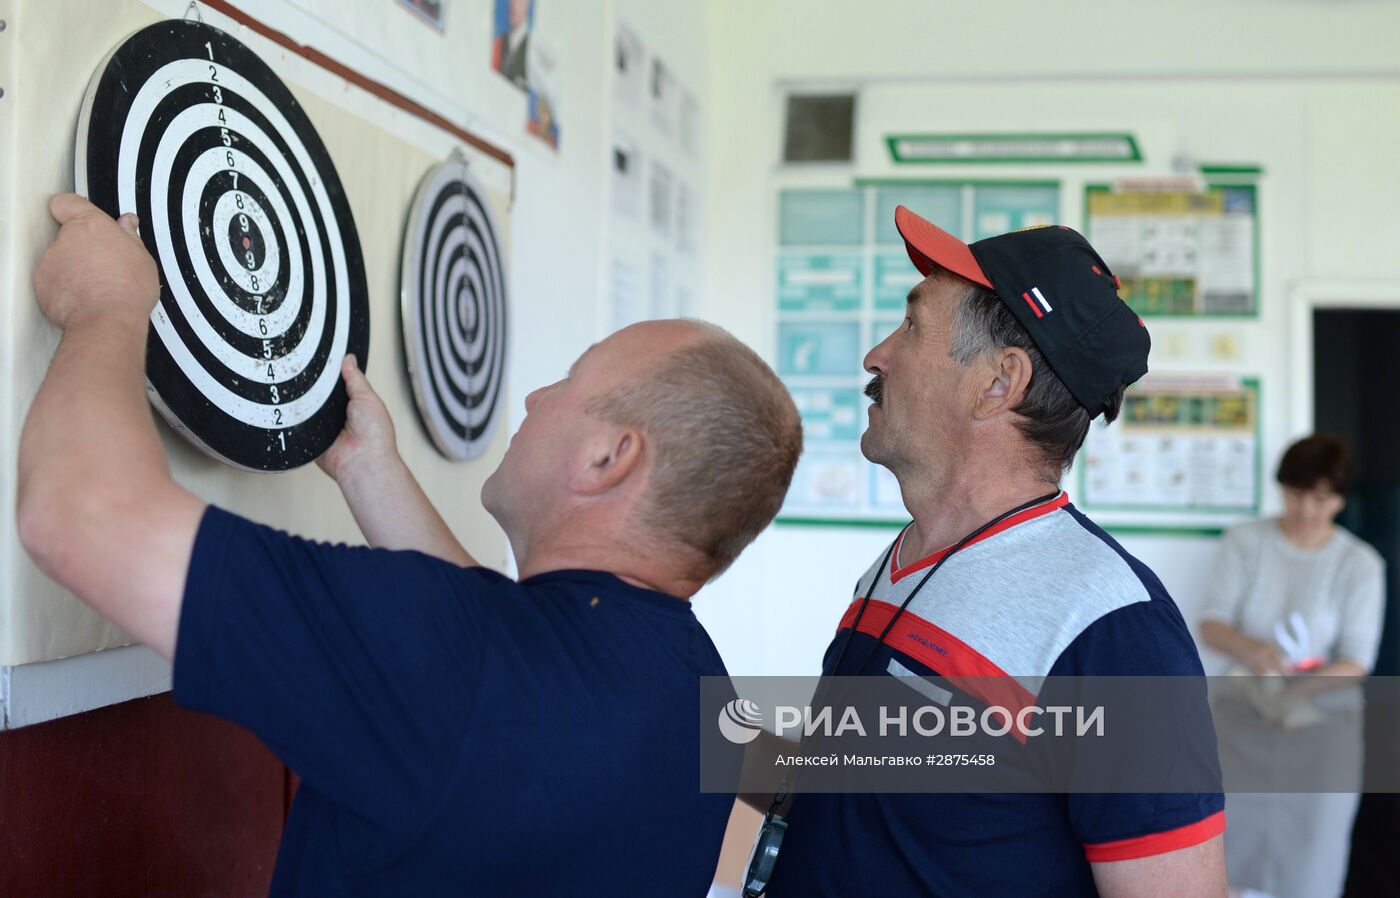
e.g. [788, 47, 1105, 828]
[76, 20, 369, 471]
[400, 157, 508, 460]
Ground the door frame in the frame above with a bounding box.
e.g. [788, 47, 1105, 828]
[1289, 279, 1400, 436]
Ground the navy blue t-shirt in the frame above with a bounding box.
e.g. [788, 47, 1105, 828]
[173, 506, 736, 897]
[767, 496, 1225, 897]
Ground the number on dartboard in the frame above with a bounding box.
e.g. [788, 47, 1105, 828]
[83, 20, 371, 471]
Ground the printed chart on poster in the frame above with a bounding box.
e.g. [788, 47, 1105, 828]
[1085, 183, 1259, 316]
[775, 181, 1060, 521]
[77, 19, 370, 472]
[606, 19, 702, 333]
[1078, 374, 1261, 519]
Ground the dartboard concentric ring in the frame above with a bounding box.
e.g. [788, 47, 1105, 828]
[400, 157, 508, 461]
[75, 20, 369, 471]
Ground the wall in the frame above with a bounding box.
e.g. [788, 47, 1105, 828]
[0, 3, 716, 892]
[0, 693, 288, 897]
[0, 0, 515, 671]
[5, 0, 1399, 893]
[1, 0, 711, 725]
[692, 0, 1400, 679]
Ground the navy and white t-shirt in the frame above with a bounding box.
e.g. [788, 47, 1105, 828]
[767, 493, 1225, 898]
[173, 506, 735, 898]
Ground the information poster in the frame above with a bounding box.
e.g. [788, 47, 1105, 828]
[607, 22, 701, 331]
[776, 182, 1060, 520]
[1085, 184, 1258, 316]
[778, 253, 863, 313]
[1079, 374, 1261, 515]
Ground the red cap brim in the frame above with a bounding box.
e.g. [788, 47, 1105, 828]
[894, 204, 993, 289]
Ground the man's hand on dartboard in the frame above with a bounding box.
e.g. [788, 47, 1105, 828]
[34, 194, 159, 333]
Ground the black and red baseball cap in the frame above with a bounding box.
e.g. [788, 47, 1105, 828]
[894, 204, 1150, 418]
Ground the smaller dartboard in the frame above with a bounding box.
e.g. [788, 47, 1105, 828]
[76, 19, 369, 471]
[400, 157, 509, 460]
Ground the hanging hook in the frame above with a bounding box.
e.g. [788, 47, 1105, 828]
[184, 2, 204, 24]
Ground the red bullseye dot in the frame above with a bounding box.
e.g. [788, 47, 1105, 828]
[242, 236, 251, 250]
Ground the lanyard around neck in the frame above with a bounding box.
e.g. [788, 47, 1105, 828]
[827, 490, 1061, 679]
[768, 490, 1062, 810]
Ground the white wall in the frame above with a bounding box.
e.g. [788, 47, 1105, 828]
[8, 0, 1400, 715]
[1, 0, 711, 723]
[692, 0, 1400, 676]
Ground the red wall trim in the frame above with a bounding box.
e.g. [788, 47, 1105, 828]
[199, 0, 516, 170]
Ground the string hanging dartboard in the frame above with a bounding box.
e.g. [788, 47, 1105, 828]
[76, 20, 369, 471]
[400, 157, 508, 460]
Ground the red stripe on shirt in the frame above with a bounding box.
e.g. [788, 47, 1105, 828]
[1082, 810, 1227, 863]
[837, 599, 1038, 741]
[889, 492, 1069, 584]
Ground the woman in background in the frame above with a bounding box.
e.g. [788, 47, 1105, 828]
[1200, 433, 1386, 898]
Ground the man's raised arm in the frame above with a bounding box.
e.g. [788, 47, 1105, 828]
[17, 195, 206, 660]
[316, 355, 477, 567]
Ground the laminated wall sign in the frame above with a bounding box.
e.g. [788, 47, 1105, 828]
[774, 181, 1061, 522]
[1079, 374, 1262, 516]
[1085, 184, 1259, 316]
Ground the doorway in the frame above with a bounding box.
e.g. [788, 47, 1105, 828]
[1313, 307, 1400, 897]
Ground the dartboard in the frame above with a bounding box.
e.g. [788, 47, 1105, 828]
[400, 158, 508, 460]
[75, 20, 369, 471]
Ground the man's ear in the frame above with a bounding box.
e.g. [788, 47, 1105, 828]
[571, 428, 645, 496]
[974, 346, 1033, 420]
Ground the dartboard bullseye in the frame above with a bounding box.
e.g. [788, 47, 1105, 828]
[75, 20, 369, 471]
[400, 158, 508, 461]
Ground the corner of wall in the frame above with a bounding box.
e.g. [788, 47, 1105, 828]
[0, 4, 22, 668]
[1, 665, 12, 729]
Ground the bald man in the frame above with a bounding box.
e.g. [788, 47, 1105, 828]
[19, 195, 802, 897]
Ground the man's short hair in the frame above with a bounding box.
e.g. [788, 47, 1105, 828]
[588, 324, 803, 578]
[1277, 433, 1352, 496]
[947, 275, 1123, 479]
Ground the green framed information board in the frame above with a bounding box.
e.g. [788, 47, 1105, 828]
[1077, 374, 1262, 516]
[886, 133, 1142, 165]
[1084, 182, 1260, 316]
[775, 180, 1061, 522]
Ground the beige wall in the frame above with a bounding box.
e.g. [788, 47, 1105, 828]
[692, 0, 1400, 679]
[0, 0, 515, 665]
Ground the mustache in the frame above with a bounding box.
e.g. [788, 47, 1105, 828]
[864, 376, 883, 407]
